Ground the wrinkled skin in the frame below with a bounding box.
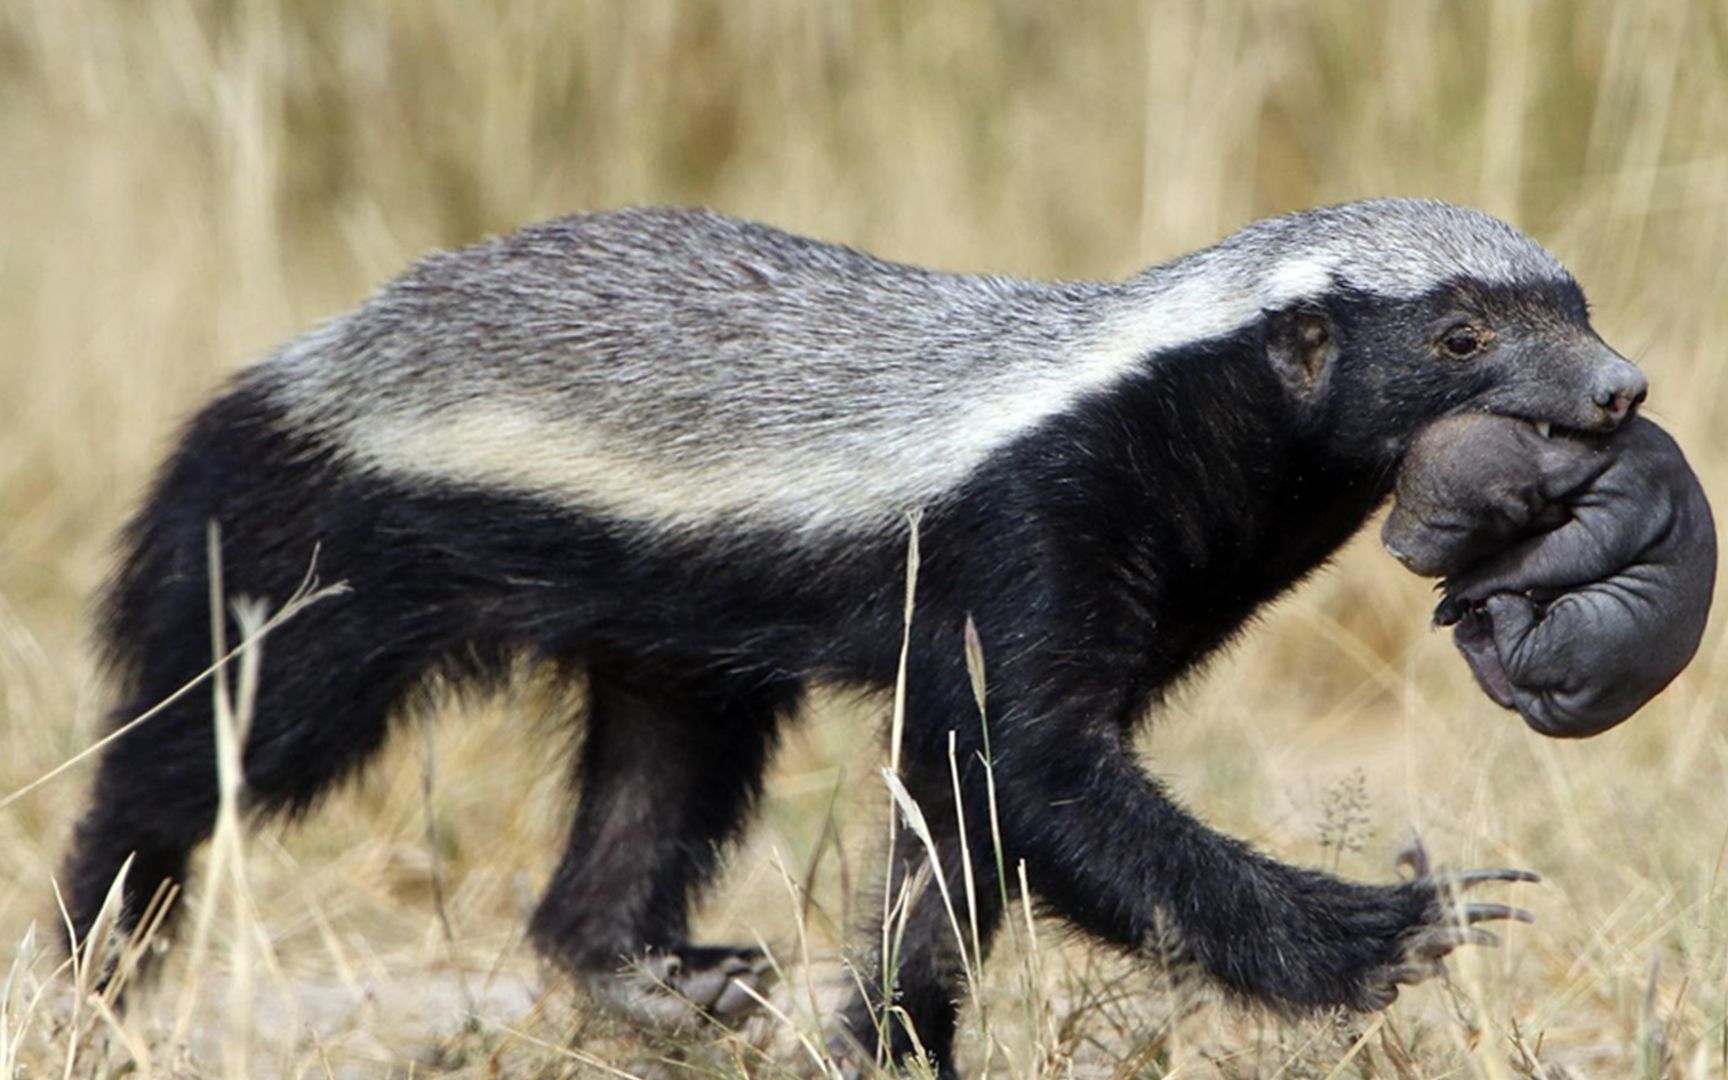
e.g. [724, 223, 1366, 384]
[1384, 414, 1716, 737]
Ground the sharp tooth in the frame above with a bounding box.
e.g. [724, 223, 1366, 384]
[1535, 421, 1552, 438]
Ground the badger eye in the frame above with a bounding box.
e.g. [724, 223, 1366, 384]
[1441, 326, 1484, 358]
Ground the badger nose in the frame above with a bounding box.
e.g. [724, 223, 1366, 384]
[1591, 362, 1647, 427]
[1600, 387, 1644, 424]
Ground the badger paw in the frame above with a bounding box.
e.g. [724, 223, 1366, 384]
[1361, 841, 1538, 1008]
[586, 944, 776, 1029]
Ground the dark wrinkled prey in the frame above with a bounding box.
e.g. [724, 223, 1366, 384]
[1384, 413, 1716, 737]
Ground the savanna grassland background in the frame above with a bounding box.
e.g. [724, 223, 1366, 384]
[3, 1, 1728, 1077]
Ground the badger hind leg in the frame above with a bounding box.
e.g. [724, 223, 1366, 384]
[64, 476, 468, 995]
[62, 578, 451, 991]
[63, 694, 219, 987]
[529, 663, 796, 1028]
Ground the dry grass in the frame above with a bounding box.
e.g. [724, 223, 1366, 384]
[3, 0, 1728, 1076]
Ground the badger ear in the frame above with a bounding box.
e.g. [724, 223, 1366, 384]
[1264, 303, 1338, 402]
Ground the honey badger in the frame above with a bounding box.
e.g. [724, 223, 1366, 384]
[67, 200, 1647, 1077]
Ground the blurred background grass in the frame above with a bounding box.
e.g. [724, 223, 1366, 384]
[2, 0, 1728, 1076]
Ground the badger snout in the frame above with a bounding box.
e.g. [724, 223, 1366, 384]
[1474, 339, 1647, 437]
[1590, 359, 1648, 428]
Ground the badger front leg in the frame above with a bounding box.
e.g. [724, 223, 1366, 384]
[980, 676, 1535, 1016]
[831, 656, 1531, 1076]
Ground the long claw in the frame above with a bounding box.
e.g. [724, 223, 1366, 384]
[1385, 961, 1445, 985]
[1459, 901, 1535, 925]
[1439, 868, 1542, 889]
[1408, 926, 1499, 959]
[1396, 840, 1433, 879]
[1466, 926, 1501, 948]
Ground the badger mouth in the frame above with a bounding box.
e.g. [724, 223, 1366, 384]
[1511, 388, 1646, 438]
[1481, 409, 1624, 442]
[1489, 412, 1588, 440]
[1511, 413, 1625, 439]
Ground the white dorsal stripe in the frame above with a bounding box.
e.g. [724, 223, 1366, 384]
[318, 272, 1279, 537]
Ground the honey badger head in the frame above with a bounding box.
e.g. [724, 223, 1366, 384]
[1170, 199, 1648, 470]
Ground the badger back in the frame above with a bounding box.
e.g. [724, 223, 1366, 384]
[261, 200, 1575, 538]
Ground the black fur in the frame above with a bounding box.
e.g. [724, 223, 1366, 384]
[67, 278, 1622, 1077]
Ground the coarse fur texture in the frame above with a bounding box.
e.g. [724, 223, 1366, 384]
[65, 200, 1647, 1078]
[1386, 415, 1716, 738]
